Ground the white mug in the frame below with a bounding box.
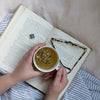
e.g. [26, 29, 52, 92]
[33, 46, 59, 72]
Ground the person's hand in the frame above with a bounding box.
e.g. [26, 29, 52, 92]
[44, 70, 57, 80]
[45, 67, 68, 100]
[10, 43, 46, 84]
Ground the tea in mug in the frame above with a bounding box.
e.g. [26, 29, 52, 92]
[35, 47, 58, 70]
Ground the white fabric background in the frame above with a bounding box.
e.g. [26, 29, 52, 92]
[0, 0, 100, 79]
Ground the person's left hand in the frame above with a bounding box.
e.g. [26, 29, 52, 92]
[45, 67, 68, 100]
[44, 70, 57, 80]
[10, 43, 46, 83]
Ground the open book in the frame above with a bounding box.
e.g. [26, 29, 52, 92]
[0, 5, 91, 100]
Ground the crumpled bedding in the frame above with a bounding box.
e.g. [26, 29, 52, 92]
[0, 0, 100, 80]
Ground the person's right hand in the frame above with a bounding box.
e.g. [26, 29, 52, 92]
[45, 67, 68, 100]
[10, 43, 46, 84]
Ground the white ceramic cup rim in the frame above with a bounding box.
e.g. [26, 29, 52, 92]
[33, 46, 59, 72]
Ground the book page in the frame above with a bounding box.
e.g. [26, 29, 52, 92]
[0, 6, 53, 72]
[47, 28, 86, 73]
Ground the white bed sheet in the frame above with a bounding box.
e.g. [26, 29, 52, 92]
[0, 0, 100, 79]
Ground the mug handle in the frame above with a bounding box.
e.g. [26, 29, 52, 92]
[55, 61, 60, 70]
[55, 66, 59, 70]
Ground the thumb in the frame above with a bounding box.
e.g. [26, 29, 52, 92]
[54, 67, 63, 84]
[31, 43, 46, 56]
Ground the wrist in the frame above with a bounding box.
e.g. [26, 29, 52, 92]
[45, 96, 58, 100]
[45, 93, 58, 100]
[9, 73, 20, 85]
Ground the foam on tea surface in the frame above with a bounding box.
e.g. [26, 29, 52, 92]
[35, 47, 58, 69]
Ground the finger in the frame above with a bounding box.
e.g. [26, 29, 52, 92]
[44, 70, 56, 77]
[27, 43, 46, 58]
[31, 43, 46, 54]
[44, 74, 54, 80]
[33, 71, 44, 77]
[61, 67, 68, 85]
[44, 72, 53, 77]
[54, 67, 63, 84]
[44, 70, 56, 80]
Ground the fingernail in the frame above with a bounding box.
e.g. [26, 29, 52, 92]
[64, 68, 67, 74]
[59, 67, 62, 72]
[59, 66, 62, 69]
[59, 67, 61, 70]
[63, 67, 65, 70]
